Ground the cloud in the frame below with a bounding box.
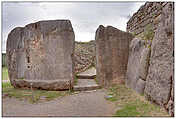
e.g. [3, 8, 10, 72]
[2, 1, 145, 52]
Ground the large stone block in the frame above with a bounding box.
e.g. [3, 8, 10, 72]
[126, 35, 151, 94]
[6, 20, 75, 90]
[138, 47, 151, 80]
[144, 3, 174, 116]
[126, 38, 146, 90]
[126, 2, 165, 35]
[95, 25, 133, 87]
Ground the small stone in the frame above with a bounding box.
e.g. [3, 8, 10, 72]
[104, 95, 113, 99]
[40, 96, 46, 100]
[2, 93, 9, 98]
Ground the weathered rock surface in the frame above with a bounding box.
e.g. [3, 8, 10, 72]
[138, 47, 151, 80]
[127, 2, 168, 35]
[14, 79, 71, 91]
[126, 38, 148, 91]
[144, 3, 174, 116]
[135, 78, 146, 94]
[6, 20, 75, 90]
[96, 25, 133, 87]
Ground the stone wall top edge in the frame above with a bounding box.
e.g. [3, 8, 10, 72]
[8, 19, 73, 36]
[25, 19, 72, 26]
[127, 2, 172, 25]
[97, 25, 132, 34]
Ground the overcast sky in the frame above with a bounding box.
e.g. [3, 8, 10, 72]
[2, 1, 145, 52]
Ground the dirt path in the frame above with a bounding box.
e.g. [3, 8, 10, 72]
[2, 89, 116, 117]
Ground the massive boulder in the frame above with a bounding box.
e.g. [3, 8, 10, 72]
[126, 37, 151, 94]
[144, 3, 174, 116]
[126, 38, 145, 91]
[6, 20, 75, 90]
[138, 47, 151, 80]
[95, 25, 133, 87]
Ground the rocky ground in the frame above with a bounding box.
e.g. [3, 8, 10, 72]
[2, 89, 115, 117]
[3, 67, 115, 117]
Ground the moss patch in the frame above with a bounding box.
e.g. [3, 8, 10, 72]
[2, 67, 9, 80]
[74, 75, 78, 85]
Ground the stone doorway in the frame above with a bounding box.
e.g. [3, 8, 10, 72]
[73, 41, 99, 91]
[73, 25, 133, 90]
[6, 20, 133, 91]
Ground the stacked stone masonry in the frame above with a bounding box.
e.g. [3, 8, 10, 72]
[6, 20, 75, 90]
[127, 2, 168, 35]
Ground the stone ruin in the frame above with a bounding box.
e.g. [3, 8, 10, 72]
[6, 2, 174, 116]
[6, 20, 75, 90]
[74, 40, 96, 73]
[95, 2, 174, 116]
[126, 2, 174, 116]
[95, 25, 133, 87]
[127, 2, 168, 35]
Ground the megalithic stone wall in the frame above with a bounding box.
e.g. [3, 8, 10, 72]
[95, 25, 133, 87]
[6, 20, 75, 90]
[126, 37, 149, 94]
[144, 3, 174, 116]
[127, 2, 168, 35]
[126, 2, 174, 116]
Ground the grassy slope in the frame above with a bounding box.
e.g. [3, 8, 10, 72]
[2, 82, 71, 103]
[106, 84, 169, 117]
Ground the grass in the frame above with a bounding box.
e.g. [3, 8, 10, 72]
[135, 24, 154, 49]
[2, 67, 9, 80]
[2, 82, 70, 103]
[74, 75, 78, 85]
[2, 68, 76, 103]
[2, 81, 11, 88]
[106, 84, 169, 117]
[94, 76, 99, 85]
[115, 104, 140, 117]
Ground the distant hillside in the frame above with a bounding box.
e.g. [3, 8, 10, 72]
[74, 40, 96, 73]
